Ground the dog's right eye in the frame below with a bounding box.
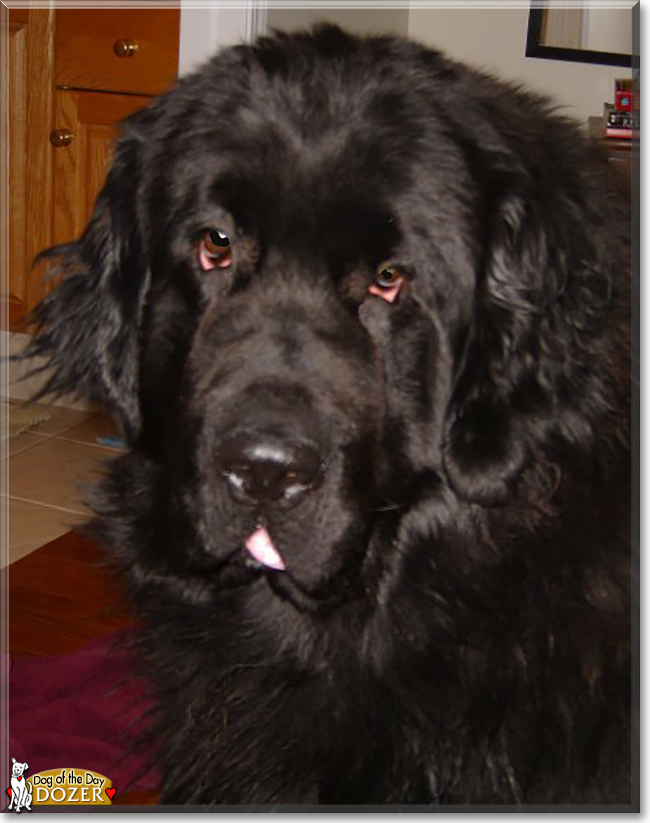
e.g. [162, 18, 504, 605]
[199, 230, 233, 272]
[368, 264, 407, 304]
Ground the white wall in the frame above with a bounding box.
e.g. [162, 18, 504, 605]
[407, 8, 632, 127]
[267, 8, 409, 38]
[179, 4, 267, 76]
[178, 6, 411, 78]
[179, 6, 632, 129]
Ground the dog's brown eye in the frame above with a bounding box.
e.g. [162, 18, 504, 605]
[368, 264, 406, 304]
[375, 266, 402, 288]
[199, 230, 232, 271]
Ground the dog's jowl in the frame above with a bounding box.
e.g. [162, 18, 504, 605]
[27, 26, 632, 806]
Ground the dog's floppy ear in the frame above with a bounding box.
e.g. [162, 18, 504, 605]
[442, 159, 615, 506]
[26, 127, 150, 442]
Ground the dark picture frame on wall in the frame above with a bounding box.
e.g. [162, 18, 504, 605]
[526, 6, 633, 68]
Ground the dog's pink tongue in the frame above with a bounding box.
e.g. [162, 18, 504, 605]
[245, 527, 286, 571]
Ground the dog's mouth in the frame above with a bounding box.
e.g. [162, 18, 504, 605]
[184, 516, 371, 616]
[243, 525, 286, 571]
[233, 524, 330, 612]
[205, 506, 372, 609]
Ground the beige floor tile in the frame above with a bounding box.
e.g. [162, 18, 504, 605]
[8, 437, 116, 514]
[58, 414, 123, 447]
[14, 401, 97, 437]
[7, 331, 97, 411]
[5, 432, 47, 459]
[3, 497, 84, 566]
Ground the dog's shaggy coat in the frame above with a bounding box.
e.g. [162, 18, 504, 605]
[27, 26, 632, 806]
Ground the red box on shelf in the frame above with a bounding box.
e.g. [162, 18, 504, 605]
[616, 89, 634, 112]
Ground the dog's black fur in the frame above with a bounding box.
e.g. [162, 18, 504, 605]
[27, 26, 632, 805]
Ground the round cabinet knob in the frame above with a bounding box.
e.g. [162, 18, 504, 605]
[49, 129, 74, 148]
[113, 39, 138, 58]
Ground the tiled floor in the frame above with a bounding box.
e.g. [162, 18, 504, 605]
[3, 402, 122, 566]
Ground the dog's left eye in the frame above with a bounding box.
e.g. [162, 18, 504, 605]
[199, 230, 233, 271]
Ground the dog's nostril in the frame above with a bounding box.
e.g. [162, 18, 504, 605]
[220, 436, 324, 506]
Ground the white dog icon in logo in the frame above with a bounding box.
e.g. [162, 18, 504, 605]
[7, 759, 33, 813]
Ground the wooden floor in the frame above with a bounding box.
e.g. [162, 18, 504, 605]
[9, 530, 130, 657]
[9, 531, 157, 805]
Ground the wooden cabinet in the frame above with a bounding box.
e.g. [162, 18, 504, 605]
[3, 8, 179, 331]
[51, 90, 150, 245]
[596, 138, 635, 180]
[3, 8, 55, 330]
[52, 9, 179, 252]
[56, 9, 180, 96]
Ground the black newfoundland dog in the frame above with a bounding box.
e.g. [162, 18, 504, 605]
[27, 26, 632, 806]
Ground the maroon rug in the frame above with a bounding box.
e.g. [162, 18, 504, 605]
[7, 632, 158, 794]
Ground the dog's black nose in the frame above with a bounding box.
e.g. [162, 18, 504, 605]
[220, 435, 324, 506]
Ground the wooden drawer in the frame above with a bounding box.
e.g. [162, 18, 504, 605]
[56, 9, 180, 95]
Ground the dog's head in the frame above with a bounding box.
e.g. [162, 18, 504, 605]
[28, 27, 626, 606]
[11, 760, 28, 778]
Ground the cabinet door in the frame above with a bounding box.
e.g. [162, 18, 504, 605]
[51, 89, 151, 247]
[3, 8, 54, 330]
